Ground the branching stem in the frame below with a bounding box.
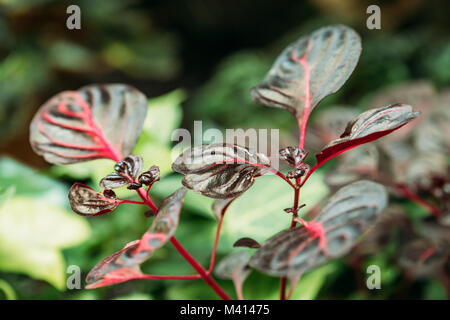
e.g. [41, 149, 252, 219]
[135, 187, 231, 300]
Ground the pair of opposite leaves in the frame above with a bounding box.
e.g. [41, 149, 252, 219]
[29, 25, 418, 285]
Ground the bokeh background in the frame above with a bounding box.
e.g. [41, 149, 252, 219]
[0, 0, 449, 300]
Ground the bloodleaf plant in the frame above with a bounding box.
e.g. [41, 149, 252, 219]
[30, 25, 420, 300]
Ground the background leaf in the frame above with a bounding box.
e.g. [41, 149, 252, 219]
[0, 196, 90, 290]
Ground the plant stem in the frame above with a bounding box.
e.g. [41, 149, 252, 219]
[233, 278, 245, 300]
[135, 187, 231, 300]
[280, 278, 287, 300]
[118, 199, 146, 205]
[208, 213, 225, 274]
[394, 184, 441, 217]
[280, 181, 302, 300]
[170, 237, 231, 300]
[136, 187, 158, 212]
[140, 274, 201, 280]
[371, 171, 441, 217]
[298, 54, 311, 150]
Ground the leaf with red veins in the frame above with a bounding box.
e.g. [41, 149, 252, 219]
[138, 187, 187, 252]
[85, 267, 144, 289]
[68, 183, 120, 216]
[85, 240, 144, 287]
[172, 143, 271, 199]
[249, 180, 387, 277]
[251, 25, 361, 119]
[99, 155, 144, 189]
[30, 84, 148, 164]
[85, 188, 187, 288]
[303, 104, 419, 183]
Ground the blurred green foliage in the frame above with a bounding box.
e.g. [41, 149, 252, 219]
[0, 0, 449, 300]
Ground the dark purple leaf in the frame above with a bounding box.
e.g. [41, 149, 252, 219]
[251, 25, 361, 119]
[233, 237, 261, 249]
[99, 155, 143, 190]
[303, 104, 419, 182]
[138, 165, 160, 186]
[249, 180, 387, 277]
[286, 164, 309, 179]
[279, 147, 308, 167]
[172, 143, 271, 199]
[114, 155, 143, 179]
[68, 183, 119, 216]
[30, 84, 147, 164]
[85, 188, 187, 288]
[99, 173, 130, 189]
[371, 81, 435, 131]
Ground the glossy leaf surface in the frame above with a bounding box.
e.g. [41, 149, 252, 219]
[249, 180, 387, 277]
[303, 104, 419, 183]
[172, 144, 270, 199]
[251, 25, 361, 118]
[233, 237, 261, 249]
[99, 155, 143, 189]
[68, 183, 119, 216]
[85, 188, 187, 288]
[30, 84, 147, 164]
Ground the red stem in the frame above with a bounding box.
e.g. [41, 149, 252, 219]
[208, 213, 225, 274]
[135, 187, 231, 300]
[118, 199, 146, 205]
[281, 182, 301, 300]
[136, 187, 158, 212]
[169, 237, 231, 300]
[297, 53, 311, 150]
[140, 274, 201, 280]
[280, 278, 287, 300]
[394, 184, 440, 217]
[370, 171, 441, 217]
[280, 48, 310, 298]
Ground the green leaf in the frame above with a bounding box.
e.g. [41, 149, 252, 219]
[0, 157, 68, 207]
[134, 89, 185, 177]
[0, 186, 15, 208]
[0, 197, 91, 290]
[220, 172, 328, 249]
[142, 89, 185, 145]
[290, 262, 338, 300]
[0, 279, 17, 300]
